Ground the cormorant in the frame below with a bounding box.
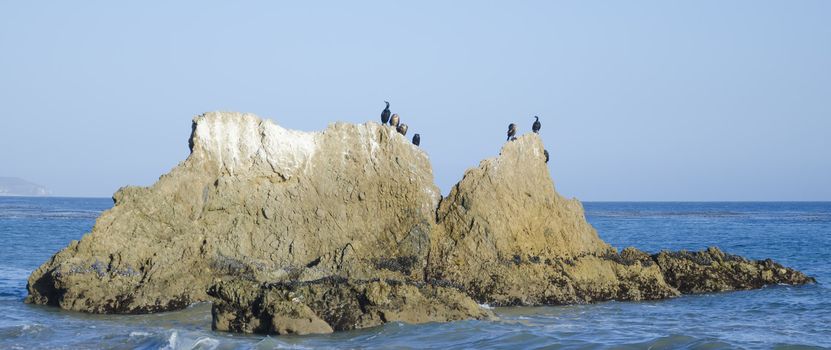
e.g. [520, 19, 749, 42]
[381, 101, 391, 124]
[544, 149, 549, 163]
[390, 113, 400, 127]
[507, 123, 517, 141]
[532, 116, 541, 133]
[412, 133, 421, 146]
[397, 123, 408, 136]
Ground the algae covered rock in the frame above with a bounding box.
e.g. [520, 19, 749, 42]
[652, 247, 816, 293]
[208, 277, 493, 335]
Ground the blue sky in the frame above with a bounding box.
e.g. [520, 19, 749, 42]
[1, 1, 829, 200]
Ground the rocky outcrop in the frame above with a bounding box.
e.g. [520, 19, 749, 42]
[26, 112, 816, 335]
[651, 247, 816, 293]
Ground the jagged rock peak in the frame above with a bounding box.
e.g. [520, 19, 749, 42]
[435, 132, 608, 261]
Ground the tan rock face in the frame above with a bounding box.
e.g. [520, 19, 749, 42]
[27, 112, 439, 313]
[434, 134, 608, 261]
[427, 134, 678, 305]
[25, 112, 815, 335]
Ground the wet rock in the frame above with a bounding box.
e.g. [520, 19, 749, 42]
[208, 278, 494, 335]
[653, 247, 816, 293]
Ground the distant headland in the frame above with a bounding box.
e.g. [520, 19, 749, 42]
[0, 177, 51, 197]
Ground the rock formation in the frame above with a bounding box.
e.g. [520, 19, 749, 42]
[26, 112, 815, 335]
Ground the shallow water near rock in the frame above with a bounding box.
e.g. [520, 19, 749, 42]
[1, 197, 828, 349]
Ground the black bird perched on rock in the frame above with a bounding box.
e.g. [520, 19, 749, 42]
[390, 113, 400, 127]
[381, 101, 391, 124]
[397, 123, 408, 136]
[412, 133, 421, 146]
[532, 116, 541, 133]
[507, 123, 517, 141]
[544, 149, 549, 163]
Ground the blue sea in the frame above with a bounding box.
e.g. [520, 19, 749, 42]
[0, 197, 828, 349]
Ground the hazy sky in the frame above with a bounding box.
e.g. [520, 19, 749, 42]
[1, 1, 829, 200]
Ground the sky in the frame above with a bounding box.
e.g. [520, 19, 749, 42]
[1, 1, 829, 200]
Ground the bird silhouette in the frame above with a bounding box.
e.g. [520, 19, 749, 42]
[397, 123, 408, 136]
[381, 101, 391, 124]
[507, 123, 517, 141]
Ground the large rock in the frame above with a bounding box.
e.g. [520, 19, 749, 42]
[27, 112, 440, 313]
[26, 112, 816, 335]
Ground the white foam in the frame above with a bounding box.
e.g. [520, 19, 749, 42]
[155, 330, 224, 350]
[160, 331, 178, 350]
[191, 336, 220, 350]
[255, 336, 313, 349]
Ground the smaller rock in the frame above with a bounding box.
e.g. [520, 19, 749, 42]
[653, 247, 816, 294]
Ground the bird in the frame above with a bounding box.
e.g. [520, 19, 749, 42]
[532, 116, 541, 133]
[507, 123, 517, 141]
[390, 113, 400, 127]
[397, 123, 408, 136]
[544, 149, 549, 163]
[381, 101, 391, 124]
[412, 133, 421, 146]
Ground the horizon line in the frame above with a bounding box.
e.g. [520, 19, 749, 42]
[2, 195, 830, 203]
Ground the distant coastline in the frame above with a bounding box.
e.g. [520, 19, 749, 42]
[0, 177, 51, 197]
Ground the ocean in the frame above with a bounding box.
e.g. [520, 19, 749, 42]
[0, 197, 828, 349]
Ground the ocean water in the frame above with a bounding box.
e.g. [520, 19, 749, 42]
[0, 198, 828, 349]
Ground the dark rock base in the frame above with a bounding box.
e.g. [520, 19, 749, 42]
[208, 277, 494, 335]
[209, 247, 814, 335]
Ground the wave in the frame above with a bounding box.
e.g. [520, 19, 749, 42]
[130, 330, 312, 350]
[128, 330, 223, 350]
[0, 209, 103, 220]
[0, 323, 51, 340]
